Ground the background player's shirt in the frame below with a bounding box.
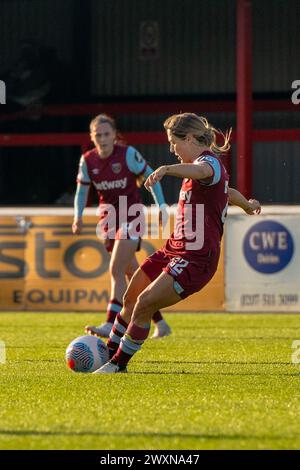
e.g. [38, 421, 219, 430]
[75, 144, 166, 239]
[77, 144, 147, 208]
[77, 144, 148, 237]
[164, 150, 229, 257]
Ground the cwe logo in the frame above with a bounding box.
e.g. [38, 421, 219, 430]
[0, 80, 6, 104]
[243, 220, 294, 274]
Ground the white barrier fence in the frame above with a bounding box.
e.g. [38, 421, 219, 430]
[0, 206, 299, 312]
[226, 206, 300, 312]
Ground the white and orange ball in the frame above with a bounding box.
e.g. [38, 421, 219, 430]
[66, 335, 109, 373]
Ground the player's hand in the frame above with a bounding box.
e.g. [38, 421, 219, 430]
[144, 166, 167, 191]
[243, 199, 261, 215]
[72, 218, 83, 234]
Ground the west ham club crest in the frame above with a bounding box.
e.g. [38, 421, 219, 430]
[112, 163, 122, 174]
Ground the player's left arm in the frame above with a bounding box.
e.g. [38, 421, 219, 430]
[228, 187, 261, 215]
[126, 146, 166, 206]
[145, 161, 213, 190]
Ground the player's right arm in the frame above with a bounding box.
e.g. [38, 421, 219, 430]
[72, 156, 91, 234]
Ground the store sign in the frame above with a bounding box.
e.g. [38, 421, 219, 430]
[0, 215, 224, 312]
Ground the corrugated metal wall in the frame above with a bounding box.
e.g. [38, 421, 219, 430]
[1, 0, 300, 204]
[91, 0, 236, 96]
[2, 0, 298, 96]
[0, 0, 74, 72]
[90, 0, 300, 204]
[253, 142, 300, 204]
[253, 142, 300, 203]
[91, 0, 300, 97]
[253, 0, 300, 93]
[230, 141, 300, 204]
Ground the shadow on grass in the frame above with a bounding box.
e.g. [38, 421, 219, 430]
[178, 336, 299, 340]
[141, 360, 293, 365]
[12, 359, 61, 363]
[2, 323, 300, 330]
[0, 429, 298, 441]
[6, 360, 299, 373]
[131, 371, 300, 376]
[9, 359, 294, 365]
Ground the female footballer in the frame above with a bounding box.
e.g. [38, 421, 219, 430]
[72, 114, 171, 339]
[94, 112, 261, 373]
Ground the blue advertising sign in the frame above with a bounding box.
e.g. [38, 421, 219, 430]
[243, 220, 294, 274]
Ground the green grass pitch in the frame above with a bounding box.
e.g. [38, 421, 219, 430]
[0, 312, 300, 450]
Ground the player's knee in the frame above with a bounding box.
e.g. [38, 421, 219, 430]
[123, 288, 135, 311]
[132, 293, 153, 324]
[136, 290, 153, 311]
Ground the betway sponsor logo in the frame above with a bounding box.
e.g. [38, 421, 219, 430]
[94, 177, 127, 191]
[179, 189, 192, 203]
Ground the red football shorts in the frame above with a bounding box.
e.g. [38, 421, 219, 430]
[140, 247, 220, 299]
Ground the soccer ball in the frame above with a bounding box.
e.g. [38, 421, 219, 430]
[66, 335, 109, 373]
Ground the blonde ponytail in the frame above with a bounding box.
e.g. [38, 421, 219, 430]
[164, 113, 231, 155]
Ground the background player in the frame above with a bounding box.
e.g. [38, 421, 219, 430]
[94, 112, 261, 373]
[72, 114, 171, 339]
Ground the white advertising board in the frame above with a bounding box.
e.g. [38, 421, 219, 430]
[225, 207, 300, 312]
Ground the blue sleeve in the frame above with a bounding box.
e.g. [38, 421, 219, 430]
[125, 146, 147, 175]
[194, 155, 221, 185]
[74, 183, 89, 218]
[143, 165, 166, 206]
[76, 156, 91, 184]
